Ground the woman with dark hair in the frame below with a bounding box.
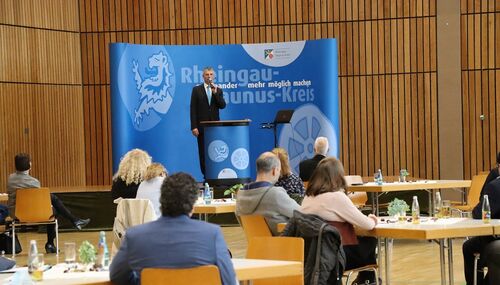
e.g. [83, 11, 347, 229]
[300, 157, 379, 285]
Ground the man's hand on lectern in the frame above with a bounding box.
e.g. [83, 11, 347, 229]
[192, 128, 199, 137]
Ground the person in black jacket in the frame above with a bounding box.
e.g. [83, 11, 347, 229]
[299, 137, 328, 182]
[480, 152, 500, 197]
[190, 66, 226, 176]
[463, 165, 500, 285]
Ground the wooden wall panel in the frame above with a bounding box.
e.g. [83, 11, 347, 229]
[0, 0, 83, 188]
[460, 0, 500, 178]
[77, 0, 441, 184]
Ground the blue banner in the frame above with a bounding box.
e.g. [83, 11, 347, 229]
[110, 39, 339, 181]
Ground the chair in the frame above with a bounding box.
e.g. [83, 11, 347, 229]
[343, 264, 379, 285]
[246, 236, 304, 285]
[345, 175, 368, 208]
[111, 198, 157, 255]
[239, 215, 272, 241]
[452, 173, 488, 215]
[12, 188, 58, 257]
[141, 265, 222, 285]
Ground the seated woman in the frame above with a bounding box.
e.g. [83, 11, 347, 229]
[300, 157, 379, 285]
[111, 149, 152, 200]
[136, 163, 168, 217]
[271, 148, 305, 200]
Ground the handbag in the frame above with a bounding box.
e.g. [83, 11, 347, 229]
[0, 230, 22, 254]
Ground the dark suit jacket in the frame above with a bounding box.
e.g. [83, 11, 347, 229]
[472, 177, 500, 219]
[299, 154, 326, 182]
[190, 84, 226, 131]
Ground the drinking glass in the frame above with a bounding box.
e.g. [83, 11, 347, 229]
[64, 242, 76, 264]
[440, 200, 451, 218]
[197, 190, 204, 204]
[31, 253, 44, 281]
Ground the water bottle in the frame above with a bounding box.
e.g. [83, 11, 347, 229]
[204, 182, 212, 205]
[412, 196, 420, 224]
[95, 231, 110, 268]
[435, 192, 442, 217]
[376, 169, 383, 185]
[28, 240, 38, 274]
[482, 195, 491, 224]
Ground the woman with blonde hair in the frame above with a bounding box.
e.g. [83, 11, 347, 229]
[111, 148, 152, 199]
[136, 163, 168, 217]
[271, 148, 305, 197]
[300, 157, 379, 285]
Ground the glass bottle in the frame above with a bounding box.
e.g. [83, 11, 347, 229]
[412, 196, 420, 224]
[204, 182, 212, 205]
[28, 240, 38, 274]
[95, 231, 110, 268]
[482, 195, 491, 224]
[376, 169, 383, 185]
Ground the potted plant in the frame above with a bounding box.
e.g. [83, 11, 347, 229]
[78, 241, 96, 269]
[223, 184, 243, 201]
[399, 169, 410, 182]
[388, 198, 410, 222]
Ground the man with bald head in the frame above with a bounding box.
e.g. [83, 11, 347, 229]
[236, 152, 300, 235]
[299, 137, 329, 182]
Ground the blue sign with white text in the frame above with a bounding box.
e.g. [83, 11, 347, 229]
[110, 39, 339, 181]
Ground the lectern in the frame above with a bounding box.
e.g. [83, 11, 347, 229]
[200, 119, 251, 186]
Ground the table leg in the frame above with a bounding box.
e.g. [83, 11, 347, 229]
[430, 190, 435, 217]
[439, 239, 447, 285]
[447, 238, 454, 285]
[384, 238, 392, 285]
[372, 192, 379, 216]
[377, 238, 382, 277]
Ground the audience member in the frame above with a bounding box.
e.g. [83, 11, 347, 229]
[271, 148, 305, 198]
[300, 157, 379, 285]
[111, 149, 151, 200]
[236, 152, 300, 235]
[7, 153, 90, 254]
[299, 136, 329, 182]
[110, 172, 236, 285]
[136, 163, 168, 218]
[463, 163, 500, 285]
[480, 152, 500, 197]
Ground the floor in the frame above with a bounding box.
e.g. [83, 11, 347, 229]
[10, 226, 469, 285]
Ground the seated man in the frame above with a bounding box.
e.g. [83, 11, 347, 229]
[236, 152, 300, 235]
[110, 172, 236, 285]
[299, 136, 329, 182]
[463, 165, 500, 285]
[7, 153, 90, 253]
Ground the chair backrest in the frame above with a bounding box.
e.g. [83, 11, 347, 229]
[112, 199, 157, 255]
[467, 174, 488, 206]
[141, 265, 222, 285]
[246, 237, 304, 285]
[239, 215, 272, 240]
[15, 188, 53, 222]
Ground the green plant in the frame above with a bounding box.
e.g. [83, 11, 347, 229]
[79, 241, 97, 264]
[388, 198, 410, 216]
[223, 183, 243, 197]
[400, 169, 410, 177]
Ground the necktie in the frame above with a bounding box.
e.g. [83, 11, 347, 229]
[206, 85, 212, 103]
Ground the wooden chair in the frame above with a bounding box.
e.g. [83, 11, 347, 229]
[239, 215, 272, 241]
[452, 173, 488, 214]
[12, 188, 58, 257]
[141, 265, 222, 285]
[246, 236, 304, 285]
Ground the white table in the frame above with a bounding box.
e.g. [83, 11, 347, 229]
[193, 200, 236, 222]
[356, 217, 495, 285]
[0, 258, 302, 284]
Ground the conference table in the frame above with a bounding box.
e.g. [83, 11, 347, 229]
[349, 180, 471, 216]
[0, 258, 302, 284]
[193, 200, 236, 222]
[356, 217, 496, 285]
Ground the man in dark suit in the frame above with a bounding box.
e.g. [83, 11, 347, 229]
[190, 67, 226, 177]
[463, 164, 500, 285]
[110, 172, 236, 285]
[299, 137, 329, 181]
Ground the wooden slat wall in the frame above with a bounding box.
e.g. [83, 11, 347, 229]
[0, 0, 85, 190]
[460, 0, 500, 179]
[79, 0, 440, 184]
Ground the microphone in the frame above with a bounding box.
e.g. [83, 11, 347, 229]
[208, 79, 217, 92]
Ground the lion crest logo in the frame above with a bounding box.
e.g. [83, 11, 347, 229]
[131, 51, 173, 126]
